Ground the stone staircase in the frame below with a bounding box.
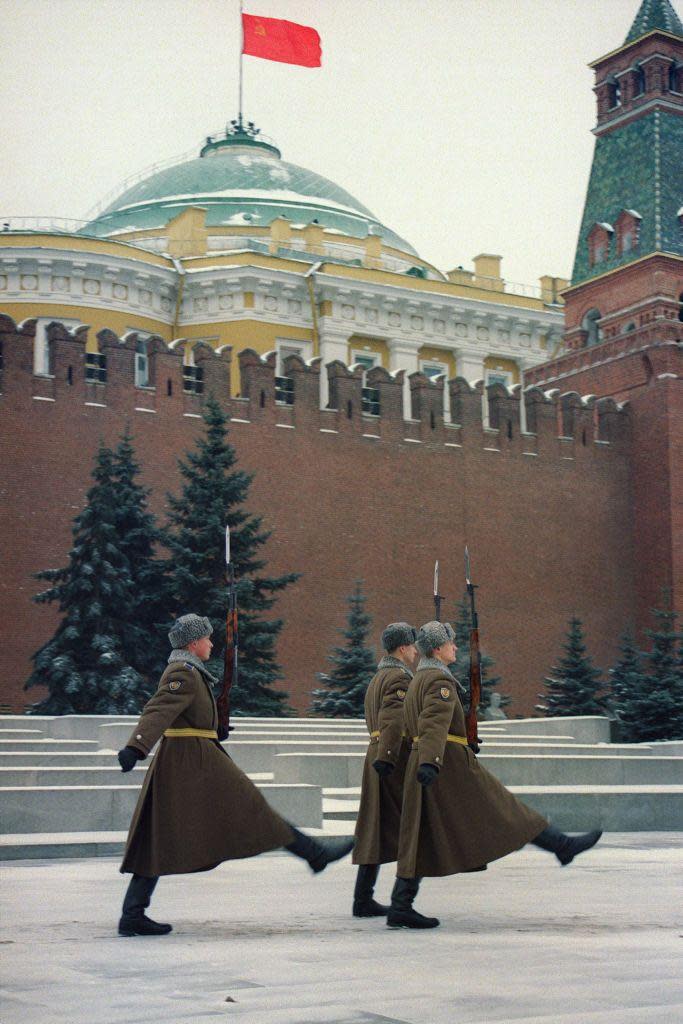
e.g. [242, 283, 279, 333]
[1, 714, 681, 859]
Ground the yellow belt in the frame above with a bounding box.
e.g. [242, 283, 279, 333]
[370, 730, 379, 737]
[412, 733, 468, 746]
[164, 728, 218, 739]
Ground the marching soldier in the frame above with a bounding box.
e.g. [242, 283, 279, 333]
[390, 620, 602, 929]
[352, 622, 418, 917]
[117, 614, 353, 936]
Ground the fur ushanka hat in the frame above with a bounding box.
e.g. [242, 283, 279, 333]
[168, 614, 213, 649]
[416, 620, 456, 655]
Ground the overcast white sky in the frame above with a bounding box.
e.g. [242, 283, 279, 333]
[1, 0, 668, 286]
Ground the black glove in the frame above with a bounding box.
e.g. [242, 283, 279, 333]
[373, 759, 395, 778]
[217, 724, 230, 742]
[469, 739, 481, 754]
[417, 763, 439, 787]
[118, 746, 143, 773]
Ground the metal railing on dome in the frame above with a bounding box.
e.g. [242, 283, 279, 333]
[0, 216, 89, 233]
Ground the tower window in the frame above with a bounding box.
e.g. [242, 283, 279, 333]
[581, 309, 602, 348]
[615, 210, 642, 257]
[587, 223, 613, 267]
[633, 65, 645, 96]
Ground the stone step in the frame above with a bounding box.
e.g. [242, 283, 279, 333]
[0, 729, 45, 739]
[98, 723, 372, 751]
[0, 752, 129, 767]
[0, 766, 274, 787]
[0, 820, 354, 861]
[273, 745, 662, 788]
[0, 739, 100, 751]
[0, 781, 323, 834]
[477, 754, 683, 786]
[321, 785, 683, 831]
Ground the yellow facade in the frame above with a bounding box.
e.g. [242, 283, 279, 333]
[484, 355, 521, 385]
[0, 302, 170, 353]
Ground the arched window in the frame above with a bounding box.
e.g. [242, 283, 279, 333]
[582, 309, 602, 347]
[135, 338, 149, 387]
[633, 64, 645, 96]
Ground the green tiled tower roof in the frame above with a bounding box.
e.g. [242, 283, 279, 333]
[624, 0, 683, 43]
[571, 112, 683, 285]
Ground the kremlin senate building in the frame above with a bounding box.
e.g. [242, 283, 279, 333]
[0, 0, 681, 714]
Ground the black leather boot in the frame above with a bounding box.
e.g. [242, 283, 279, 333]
[532, 826, 603, 866]
[118, 874, 173, 936]
[386, 876, 439, 929]
[286, 827, 354, 873]
[353, 864, 389, 917]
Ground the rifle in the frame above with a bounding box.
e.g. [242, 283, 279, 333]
[464, 546, 481, 753]
[217, 524, 238, 740]
[433, 560, 442, 621]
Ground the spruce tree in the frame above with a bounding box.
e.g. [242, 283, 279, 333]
[111, 430, 171, 682]
[163, 395, 298, 715]
[536, 616, 606, 716]
[608, 629, 648, 741]
[616, 604, 683, 742]
[310, 581, 376, 717]
[25, 443, 149, 713]
[451, 594, 509, 712]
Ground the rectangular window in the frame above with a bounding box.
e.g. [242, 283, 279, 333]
[183, 365, 204, 394]
[275, 339, 312, 374]
[34, 317, 80, 376]
[135, 351, 149, 387]
[361, 386, 380, 416]
[420, 360, 449, 380]
[275, 376, 294, 405]
[85, 352, 107, 383]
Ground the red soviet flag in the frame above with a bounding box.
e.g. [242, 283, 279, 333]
[242, 13, 321, 67]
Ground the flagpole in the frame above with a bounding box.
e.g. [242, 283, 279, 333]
[238, 0, 244, 125]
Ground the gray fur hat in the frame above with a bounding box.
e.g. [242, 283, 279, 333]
[416, 620, 456, 655]
[168, 614, 213, 649]
[381, 622, 418, 652]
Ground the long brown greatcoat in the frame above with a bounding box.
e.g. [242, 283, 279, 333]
[121, 661, 293, 876]
[397, 665, 547, 878]
[353, 663, 411, 865]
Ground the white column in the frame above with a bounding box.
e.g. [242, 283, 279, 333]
[318, 328, 350, 408]
[387, 338, 420, 419]
[457, 348, 485, 384]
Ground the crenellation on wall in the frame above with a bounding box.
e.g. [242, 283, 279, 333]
[0, 314, 634, 460]
[326, 360, 365, 434]
[409, 371, 447, 444]
[487, 381, 521, 452]
[366, 365, 404, 441]
[238, 348, 277, 422]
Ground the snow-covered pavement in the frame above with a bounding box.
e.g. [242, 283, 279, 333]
[1, 834, 681, 1024]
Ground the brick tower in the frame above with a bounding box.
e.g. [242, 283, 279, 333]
[526, 0, 683, 637]
[564, 0, 683, 351]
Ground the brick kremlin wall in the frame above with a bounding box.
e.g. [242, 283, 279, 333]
[525, 334, 682, 635]
[0, 315, 638, 715]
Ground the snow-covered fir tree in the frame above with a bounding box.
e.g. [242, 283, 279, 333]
[451, 594, 509, 712]
[310, 581, 376, 717]
[25, 443, 150, 713]
[608, 629, 648, 741]
[611, 604, 683, 742]
[163, 395, 298, 715]
[536, 616, 606, 716]
[111, 430, 171, 682]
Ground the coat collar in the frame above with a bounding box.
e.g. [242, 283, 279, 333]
[168, 649, 219, 686]
[416, 656, 467, 695]
[377, 655, 413, 677]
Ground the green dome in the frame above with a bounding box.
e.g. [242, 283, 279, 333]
[83, 123, 418, 257]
